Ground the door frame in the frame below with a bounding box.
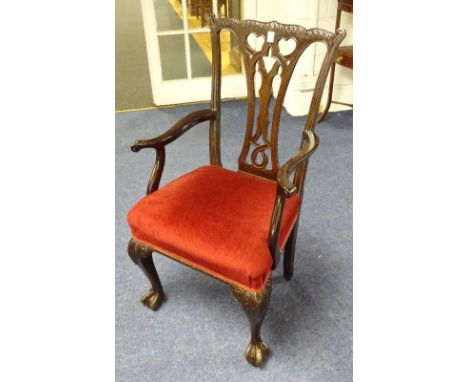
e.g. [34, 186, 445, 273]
[141, 0, 256, 106]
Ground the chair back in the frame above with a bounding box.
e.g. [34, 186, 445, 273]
[208, 17, 346, 187]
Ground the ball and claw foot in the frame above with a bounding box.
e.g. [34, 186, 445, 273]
[128, 238, 166, 312]
[232, 278, 272, 367]
[140, 288, 164, 311]
[245, 340, 270, 367]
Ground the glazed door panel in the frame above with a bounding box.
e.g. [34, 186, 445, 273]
[142, 0, 256, 105]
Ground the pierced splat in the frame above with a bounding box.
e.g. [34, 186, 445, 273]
[247, 56, 281, 170]
[209, 18, 340, 181]
[238, 31, 308, 180]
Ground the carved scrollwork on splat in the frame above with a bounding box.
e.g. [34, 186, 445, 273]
[238, 30, 307, 179]
[248, 55, 281, 170]
[208, 17, 346, 180]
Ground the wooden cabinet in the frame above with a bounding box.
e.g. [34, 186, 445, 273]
[318, 0, 353, 122]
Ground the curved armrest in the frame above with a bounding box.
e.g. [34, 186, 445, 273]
[277, 130, 319, 197]
[131, 108, 215, 152]
[130, 108, 214, 195]
[268, 130, 319, 268]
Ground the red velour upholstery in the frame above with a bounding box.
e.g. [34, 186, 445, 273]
[128, 165, 300, 291]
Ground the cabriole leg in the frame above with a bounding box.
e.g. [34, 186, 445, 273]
[231, 278, 272, 367]
[127, 238, 165, 311]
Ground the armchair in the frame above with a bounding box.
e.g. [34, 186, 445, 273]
[126, 17, 345, 367]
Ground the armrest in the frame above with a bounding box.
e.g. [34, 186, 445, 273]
[131, 108, 215, 152]
[130, 108, 214, 195]
[268, 130, 319, 268]
[277, 130, 319, 197]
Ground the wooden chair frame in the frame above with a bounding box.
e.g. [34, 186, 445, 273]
[127, 17, 345, 367]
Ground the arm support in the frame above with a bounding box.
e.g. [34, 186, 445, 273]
[130, 109, 215, 195]
[277, 130, 319, 197]
[268, 130, 319, 267]
[131, 109, 214, 152]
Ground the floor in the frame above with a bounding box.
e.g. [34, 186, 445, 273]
[115, 100, 352, 381]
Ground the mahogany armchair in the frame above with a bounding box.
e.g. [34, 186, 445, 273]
[127, 17, 345, 367]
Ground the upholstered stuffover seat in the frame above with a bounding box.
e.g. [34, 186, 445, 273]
[128, 165, 301, 291]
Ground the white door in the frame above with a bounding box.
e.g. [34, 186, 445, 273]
[141, 0, 256, 106]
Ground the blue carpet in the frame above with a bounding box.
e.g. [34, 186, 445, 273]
[116, 100, 352, 381]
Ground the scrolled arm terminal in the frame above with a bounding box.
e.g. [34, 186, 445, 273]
[268, 130, 319, 267]
[277, 130, 319, 197]
[131, 108, 215, 194]
[131, 109, 215, 152]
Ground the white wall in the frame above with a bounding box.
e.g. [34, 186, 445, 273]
[255, 0, 353, 116]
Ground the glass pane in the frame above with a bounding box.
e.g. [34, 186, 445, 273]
[190, 31, 242, 78]
[187, 0, 242, 30]
[189, 32, 211, 78]
[158, 35, 188, 80]
[155, 0, 184, 32]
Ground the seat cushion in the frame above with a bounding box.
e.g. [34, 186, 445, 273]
[128, 165, 301, 291]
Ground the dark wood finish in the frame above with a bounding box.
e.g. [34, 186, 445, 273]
[336, 45, 353, 69]
[231, 278, 272, 367]
[127, 238, 165, 310]
[318, 0, 353, 123]
[283, 136, 313, 280]
[283, 220, 299, 280]
[339, 0, 353, 13]
[128, 17, 346, 366]
[269, 130, 319, 267]
[209, 19, 342, 182]
[131, 109, 215, 194]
